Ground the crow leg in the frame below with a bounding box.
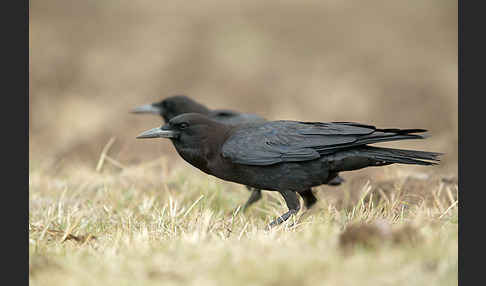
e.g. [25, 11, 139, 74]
[298, 189, 317, 209]
[327, 173, 345, 186]
[269, 190, 300, 227]
[242, 186, 262, 212]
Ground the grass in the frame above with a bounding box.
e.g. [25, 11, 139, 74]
[29, 158, 458, 286]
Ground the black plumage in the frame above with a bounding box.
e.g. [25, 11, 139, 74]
[132, 95, 341, 211]
[131, 95, 265, 125]
[136, 113, 441, 227]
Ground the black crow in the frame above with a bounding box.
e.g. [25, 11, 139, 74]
[132, 95, 342, 211]
[136, 113, 441, 227]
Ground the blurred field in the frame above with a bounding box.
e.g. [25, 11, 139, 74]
[29, 0, 458, 285]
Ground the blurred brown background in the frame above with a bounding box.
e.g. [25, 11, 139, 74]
[29, 0, 457, 174]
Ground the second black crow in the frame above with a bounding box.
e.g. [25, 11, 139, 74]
[131, 95, 265, 125]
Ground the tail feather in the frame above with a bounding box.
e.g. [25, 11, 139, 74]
[356, 128, 428, 144]
[376, 128, 427, 134]
[323, 127, 442, 171]
[360, 146, 442, 166]
[353, 134, 425, 146]
[316, 132, 428, 154]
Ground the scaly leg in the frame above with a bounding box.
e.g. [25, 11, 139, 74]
[298, 189, 317, 209]
[242, 187, 262, 212]
[269, 190, 301, 227]
[327, 173, 345, 186]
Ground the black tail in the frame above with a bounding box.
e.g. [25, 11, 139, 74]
[329, 145, 442, 172]
[316, 128, 431, 155]
[354, 128, 428, 146]
[357, 146, 442, 166]
[320, 126, 442, 172]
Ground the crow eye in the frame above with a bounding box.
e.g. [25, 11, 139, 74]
[179, 122, 189, 129]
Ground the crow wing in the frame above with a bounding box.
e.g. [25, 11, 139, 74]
[221, 121, 426, 166]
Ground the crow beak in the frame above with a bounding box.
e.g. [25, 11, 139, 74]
[131, 104, 161, 114]
[136, 126, 179, 139]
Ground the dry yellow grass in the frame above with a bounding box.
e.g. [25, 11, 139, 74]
[29, 158, 457, 285]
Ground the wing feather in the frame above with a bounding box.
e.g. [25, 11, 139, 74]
[221, 121, 377, 165]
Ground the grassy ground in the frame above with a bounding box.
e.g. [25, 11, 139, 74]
[29, 157, 457, 286]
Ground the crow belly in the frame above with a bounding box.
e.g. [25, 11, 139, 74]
[226, 161, 331, 192]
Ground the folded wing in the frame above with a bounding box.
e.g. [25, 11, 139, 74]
[221, 121, 427, 166]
